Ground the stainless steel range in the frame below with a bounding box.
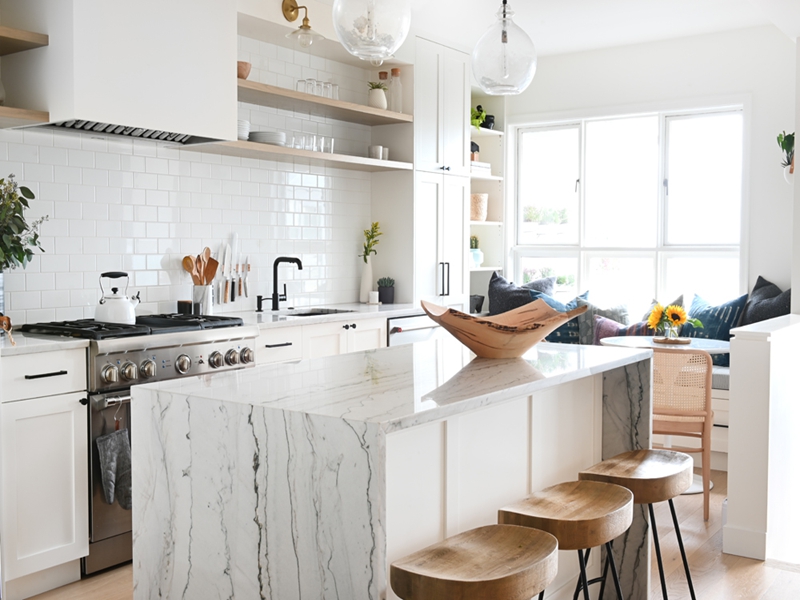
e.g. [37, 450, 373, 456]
[20, 314, 258, 574]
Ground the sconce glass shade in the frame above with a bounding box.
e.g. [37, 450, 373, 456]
[471, 1, 537, 95]
[286, 23, 325, 48]
[332, 0, 411, 66]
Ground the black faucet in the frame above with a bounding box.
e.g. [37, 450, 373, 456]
[272, 257, 303, 310]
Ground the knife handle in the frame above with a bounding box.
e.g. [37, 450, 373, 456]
[224, 279, 230, 303]
[239, 275, 243, 297]
[231, 276, 236, 302]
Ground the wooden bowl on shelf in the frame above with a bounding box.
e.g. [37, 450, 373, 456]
[421, 299, 587, 359]
[237, 61, 252, 80]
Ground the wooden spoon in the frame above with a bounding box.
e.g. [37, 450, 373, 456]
[196, 255, 205, 285]
[182, 255, 200, 285]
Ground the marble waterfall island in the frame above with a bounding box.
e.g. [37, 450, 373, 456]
[132, 337, 652, 600]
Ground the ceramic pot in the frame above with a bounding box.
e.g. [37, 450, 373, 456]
[470, 248, 484, 268]
[237, 61, 251, 80]
[359, 256, 373, 303]
[378, 286, 394, 304]
[481, 115, 495, 129]
[785, 163, 794, 185]
[368, 89, 387, 110]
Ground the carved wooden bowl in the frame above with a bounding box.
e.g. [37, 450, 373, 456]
[421, 299, 588, 359]
[237, 61, 252, 80]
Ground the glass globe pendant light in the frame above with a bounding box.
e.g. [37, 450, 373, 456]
[472, 0, 537, 95]
[332, 0, 411, 66]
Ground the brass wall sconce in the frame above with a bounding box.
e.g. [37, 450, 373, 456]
[282, 0, 325, 48]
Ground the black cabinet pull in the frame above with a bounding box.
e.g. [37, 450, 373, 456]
[444, 166, 451, 171]
[343, 323, 358, 330]
[264, 342, 293, 348]
[439, 262, 446, 296]
[24, 370, 68, 380]
[351, 323, 357, 329]
[79, 398, 89, 406]
[445, 262, 451, 296]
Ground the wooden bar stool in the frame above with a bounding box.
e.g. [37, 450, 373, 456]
[390, 524, 558, 600]
[579, 449, 695, 600]
[498, 480, 633, 600]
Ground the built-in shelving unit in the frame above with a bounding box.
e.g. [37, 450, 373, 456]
[470, 220, 503, 226]
[0, 26, 48, 56]
[0, 106, 49, 129]
[470, 265, 502, 272]
[469, 127, 503, 139]
[187, 140, 413, 172]
[237, 80, 413, 127]
[470, 173, 503, 182]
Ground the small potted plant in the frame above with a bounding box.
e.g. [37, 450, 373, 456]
[359, 222, 382, 303]
[646, 303, 703, 342]
[469, 235, 484, 268]
[377, 277, 395, 304]
[778, 130, 794, 183]
[471, 105, 487, 130]
[367, 81, 388, 110]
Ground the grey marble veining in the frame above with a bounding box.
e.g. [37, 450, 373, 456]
[133, 338, 653, 600]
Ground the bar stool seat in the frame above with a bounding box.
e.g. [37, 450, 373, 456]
[579, 449, 697, 599]
[499, 480, 633, 600]
[390, 524, 558, 600]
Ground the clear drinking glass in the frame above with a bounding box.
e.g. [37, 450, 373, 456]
[305, 78, 317, 95]
[305, 134, 317, 151]
[293, 133, 306, 149]
[314, 81, 324, 97]
[322, 82, 333, 98]
[323, 137, 335, 154]
[331, 84, 339, 100]
[296, 80, 307, 93]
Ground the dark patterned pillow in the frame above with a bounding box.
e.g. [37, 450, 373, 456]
[529, 289, 589, 344]
[641, 295, 684, 321]
[593, 315, 651, 345]
[576, 298, 629, 345]
[682, 293, 748, 367]
[488, 271, 557, 316]
[741, 276, 791, 326]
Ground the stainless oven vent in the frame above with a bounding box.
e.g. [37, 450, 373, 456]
[52, 120, 196, 144]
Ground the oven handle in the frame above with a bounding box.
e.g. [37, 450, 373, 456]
[94, 395, 132, 410]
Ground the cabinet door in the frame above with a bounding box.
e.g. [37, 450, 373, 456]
[302, 322, 348, 359]
[414, 37, 444, 173]
[441, 175, 469, 298]
[348, 318, 387, 352]
[1, 392, 89, 580]
[442, 48, 470, 176]
[415, 171, 444, 299]
[256, 326, 303, 364]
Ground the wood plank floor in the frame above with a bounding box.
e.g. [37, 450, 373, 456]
[30, 469, 800, 599]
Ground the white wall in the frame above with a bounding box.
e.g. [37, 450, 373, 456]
[506, 25, 796, 293]
[793, 38, 800, 314]
[0, 36, 377, 324]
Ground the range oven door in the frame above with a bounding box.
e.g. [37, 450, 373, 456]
[83, 391, 132, 575]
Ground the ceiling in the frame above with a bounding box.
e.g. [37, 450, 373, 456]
[314, 0, 790, 57]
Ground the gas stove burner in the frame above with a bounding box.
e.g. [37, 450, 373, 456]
[136, 314, 245, 329]
[19, 319, 152, 340]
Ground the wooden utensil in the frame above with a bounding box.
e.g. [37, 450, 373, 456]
[204, 257, 219, 285]
[196, 255, 204, 285]
[182, 255, 201, 285]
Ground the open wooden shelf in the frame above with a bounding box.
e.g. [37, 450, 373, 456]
[470, 127, 503, 138]
[470, 173, 503, 181]
[187, 140, 413, 172]
[0, 106, 49, 129]
[470, 220, 503, 226]
[238, 80, 413, 127]
[0, 26, 48, 56]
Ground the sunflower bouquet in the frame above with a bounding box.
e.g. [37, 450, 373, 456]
[647, 303, 703, 338]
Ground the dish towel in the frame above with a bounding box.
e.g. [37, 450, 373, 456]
[96, 429, 132, 510]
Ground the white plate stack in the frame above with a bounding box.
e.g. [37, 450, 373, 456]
[249, 131, 286, 146]
[238, 120, 251, 141]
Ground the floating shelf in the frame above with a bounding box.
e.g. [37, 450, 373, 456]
[470, 128, 503, 138]
[0, 26, 48, 56]
[0, 106, 49, 129]
[187, 140, 413, 173]
[470, 220, 503, 226]
[238, 80, 413, 127]
[470, 173, 503, 181]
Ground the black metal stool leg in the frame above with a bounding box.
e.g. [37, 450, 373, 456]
[576, 549, 591, 600]
[669, 498, 697, 600]
[572, 547, 592, 600]
[606, 541, 624, 600]
[598, 547, 610, 599]
[649, 503, 669, 599]
[538, 591, 545, 600]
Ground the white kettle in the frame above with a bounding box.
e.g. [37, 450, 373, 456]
[96, 272, 140, 324]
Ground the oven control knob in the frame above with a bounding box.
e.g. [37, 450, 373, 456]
[208, 351, 224, 369]
[175, 354, 192, 374]
[225, 349, 240, 366]
[101, 364, 119, 384]
[140, 359, 157, 379]
[240, 347, 254, 365]
[120, 361, 138, 381]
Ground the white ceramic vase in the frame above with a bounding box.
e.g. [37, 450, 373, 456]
[359, 255, 373, 303]
[368, 89, 387, 110]
[784, 164, 794, 185]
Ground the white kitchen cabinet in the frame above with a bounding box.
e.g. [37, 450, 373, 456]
[302, 318, 387, 360]
[1, 392, 89, 585]
[1, 348, 86, 403]
[415, 172, 470, 305]
[414, 37, 470, 176]
[256, 326, 304, 364]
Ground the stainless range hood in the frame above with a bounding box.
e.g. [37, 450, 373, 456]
[0, 0, 237, 144]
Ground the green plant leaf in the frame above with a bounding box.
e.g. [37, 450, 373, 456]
[19, 186, 34, 200]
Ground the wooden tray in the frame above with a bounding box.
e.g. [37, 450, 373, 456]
[652, 336, 692, 345]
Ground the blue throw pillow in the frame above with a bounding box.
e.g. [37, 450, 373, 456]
[682, 293, 748, 367]
[529, 290, 589, 344]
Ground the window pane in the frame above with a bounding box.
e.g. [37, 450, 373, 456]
[518, 127, 579, 245]
[585, 255, 655, 318]
[518, 256, 578, 302]
[584, 116, 659, 247]
[666, 112, 742, 245]
[663, 255, 740, 306]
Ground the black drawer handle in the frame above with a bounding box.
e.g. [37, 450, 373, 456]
[24, 370, 68, 380]
[79, 398, 88, 406]
[343, 323, 358, 330]
[264, 342, 293, 348]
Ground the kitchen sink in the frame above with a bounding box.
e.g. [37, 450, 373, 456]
[285, 308, 356, 317]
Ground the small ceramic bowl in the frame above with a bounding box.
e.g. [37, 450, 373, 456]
[237, 61, 252, 80]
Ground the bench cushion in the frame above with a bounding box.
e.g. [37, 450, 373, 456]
[712, 366, 730, 391]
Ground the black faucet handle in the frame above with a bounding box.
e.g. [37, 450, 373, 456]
[279, 283, 287, 302]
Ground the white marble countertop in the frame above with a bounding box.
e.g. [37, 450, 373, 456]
[0, 332, 90, 357]
[139, 336, 651, 433]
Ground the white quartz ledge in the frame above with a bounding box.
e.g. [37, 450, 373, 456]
[0, 333, 90, 357]
[235, 302, 421, 329]
[138, 339, 651, 433]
